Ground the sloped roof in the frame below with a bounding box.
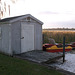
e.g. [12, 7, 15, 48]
[0, 14, 43, 25]
[0, 15, 24, 22]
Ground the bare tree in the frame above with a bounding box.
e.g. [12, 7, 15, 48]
[11, 0, 18, 3]
[0, 0, 19, 19]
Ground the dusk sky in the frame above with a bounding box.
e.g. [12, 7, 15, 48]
[4, 0, 75, 28]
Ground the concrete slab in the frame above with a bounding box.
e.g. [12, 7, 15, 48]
[14, 50, 63, 63]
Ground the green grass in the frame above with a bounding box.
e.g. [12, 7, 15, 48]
[0, 54, 64, 75]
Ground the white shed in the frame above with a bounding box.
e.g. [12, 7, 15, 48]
[0, 14, 43, 55]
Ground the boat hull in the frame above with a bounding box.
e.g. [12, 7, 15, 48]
[46, 49, 72, 52]
[43, 44, 72, 52]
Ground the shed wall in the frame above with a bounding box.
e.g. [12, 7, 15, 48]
[0, 24, 12, 55]
[34, 22, 42, 50]
[11, 21, 21, 54]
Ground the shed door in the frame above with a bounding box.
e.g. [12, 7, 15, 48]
[21, 24, 34, 53]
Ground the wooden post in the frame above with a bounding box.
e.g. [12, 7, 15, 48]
[63, 36, 65, 63]
[43, 34, 44, 44]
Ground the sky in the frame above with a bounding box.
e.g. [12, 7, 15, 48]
[4, 0, 75, 28]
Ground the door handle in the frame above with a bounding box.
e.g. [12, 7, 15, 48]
[21, 37, 24, 39]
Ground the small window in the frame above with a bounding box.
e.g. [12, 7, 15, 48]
[26, 17, 31, 22]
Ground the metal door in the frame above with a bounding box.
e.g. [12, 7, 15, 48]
[21, 24, 34, 53]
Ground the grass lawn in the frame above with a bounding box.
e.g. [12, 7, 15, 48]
[0, 53, 64, 75]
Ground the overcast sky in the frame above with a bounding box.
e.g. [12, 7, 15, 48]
[8, 0, 75, 28]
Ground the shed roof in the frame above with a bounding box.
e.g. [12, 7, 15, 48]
[0, 14, 43, 25]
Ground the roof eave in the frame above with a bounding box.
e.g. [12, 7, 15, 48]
[0, 21, 10, 24]
[10, 14, 43, 25]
